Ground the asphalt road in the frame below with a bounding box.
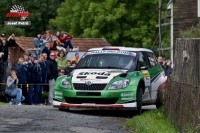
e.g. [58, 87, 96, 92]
[0, 105, 156, 133]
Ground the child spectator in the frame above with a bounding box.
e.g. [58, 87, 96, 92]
[70, 53, 79, 64]
[71, 61, 77, 67]
[60, 69, 65, 76]
[5, 70, 25, 105]
[64, 60, 73, 75]
[56, 50, 67, 74]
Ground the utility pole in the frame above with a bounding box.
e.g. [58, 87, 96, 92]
[158, 0, 162, 55]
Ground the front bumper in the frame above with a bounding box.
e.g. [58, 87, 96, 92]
[53, 100, 137, 110]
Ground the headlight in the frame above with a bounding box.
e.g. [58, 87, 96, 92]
[61, 78, 71, 89]
[108, 79, 129, 90]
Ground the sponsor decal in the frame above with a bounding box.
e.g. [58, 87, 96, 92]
[80, 78, 101, 81]
[78, 71, 110, 76]
[90, 50, 136, 56]
[141, 70, 150, 78]
[121, 97, 134, 101]
[54, 91, 63, 96]
[54, 95, 62, 99]
[121, 92, 134, 97]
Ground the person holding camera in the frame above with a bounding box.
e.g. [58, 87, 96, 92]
[165, 60, 173, 77]
[15, 57, 29, 104]
[5, 70, 25, 105]
[0, 33, 16, 90]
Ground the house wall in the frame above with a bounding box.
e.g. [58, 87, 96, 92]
[173, 0, 199, 44]
[9, 46, 25, 66]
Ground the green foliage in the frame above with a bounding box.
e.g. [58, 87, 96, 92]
[0, 26, 25, 36]
[50, 0, 160, 47]
[124, 107, 178, 133]
[0, 0, 65, 37]
[180, 22, 200, 38]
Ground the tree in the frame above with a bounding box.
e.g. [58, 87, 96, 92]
[50, 0, 159, 47]
[0, 25, 25, 36]
[0, 0, 65, 37]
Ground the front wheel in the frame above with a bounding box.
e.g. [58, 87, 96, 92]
[136, 88, 143, 115]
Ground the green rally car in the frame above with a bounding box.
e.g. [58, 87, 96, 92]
[53, 47, 167, 113]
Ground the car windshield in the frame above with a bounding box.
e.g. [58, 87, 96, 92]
[76, 51, 137, 70]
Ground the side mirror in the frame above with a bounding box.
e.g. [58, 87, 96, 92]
[140, 66, 148, 70]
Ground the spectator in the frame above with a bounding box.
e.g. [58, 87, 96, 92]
[64, 60, 73, 75]
[6, 54, 12, 78]
[47, 52, 58, 105]
[42, 52, 48, 62]
[15, 57, 29, 104]
[59, 31, 75, 51]
[56, 49, 67, 75]
[39, 54, 48, 104]
[5, 70, 25, 105]
[60, 69, 65, 76]
[28, 53, 42, 105]
[33, 32, 41, 48]
[0, 33, 16, 89]
[40, 31, 46, 52]
[23, 52, 30, 62]
[0, 53, 4, 91]
[158, 56, 166, 70]
[71, 53, 79, 64]
[42, 42, 50, 60]
[165, 60, 173, 77]
[71, 61, 77, 67]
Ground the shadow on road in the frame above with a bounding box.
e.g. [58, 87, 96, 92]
[57, 105, 157, 118]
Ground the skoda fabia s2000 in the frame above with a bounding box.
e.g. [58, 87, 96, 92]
[53, 47, 167, 114]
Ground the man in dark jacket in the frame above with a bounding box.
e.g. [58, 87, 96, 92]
[47, 52, 58, 105]
[27, 53, 42, 105]
[39, 54, 48, 104]
[42, 42, 50, 60]
[0, 53, 4, 91]
[0, 33, 16, 89]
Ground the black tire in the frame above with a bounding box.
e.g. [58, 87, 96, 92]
[58, 108, 66, 111]
[136, 88, 143, 115]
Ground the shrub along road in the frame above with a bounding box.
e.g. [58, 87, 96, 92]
[0, 105, 156, 133]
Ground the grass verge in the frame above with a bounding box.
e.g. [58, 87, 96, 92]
[124, 107, 178, 133]
[0, 102, 7, 105]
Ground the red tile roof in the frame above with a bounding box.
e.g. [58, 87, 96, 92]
[15, 37, 111, 52]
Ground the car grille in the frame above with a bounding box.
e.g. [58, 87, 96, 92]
[73, 83, 107, 91]
[64, 97, 118, 104]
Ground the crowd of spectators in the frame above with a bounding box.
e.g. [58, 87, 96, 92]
[0, 31, 80, 105]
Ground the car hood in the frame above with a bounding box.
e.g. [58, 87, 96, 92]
[72, 69, 128, 84]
